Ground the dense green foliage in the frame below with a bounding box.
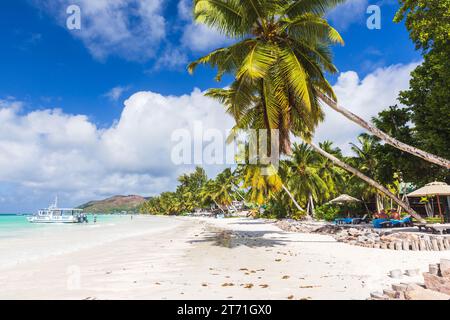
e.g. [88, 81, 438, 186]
[140, 141, 384, 218]
[368, 0, 450, 186]
[314, 203, 341, 221]
[394, 0, 450, 51]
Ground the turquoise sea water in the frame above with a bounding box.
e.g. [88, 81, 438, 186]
[0, 214, 127, 239]
[0, 214, 176, 269]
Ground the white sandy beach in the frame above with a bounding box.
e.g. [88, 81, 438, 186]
[0, 216, 449, 300]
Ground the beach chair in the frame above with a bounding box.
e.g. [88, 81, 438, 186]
[372, 218, 388, 228]
[335, 214, 368, 225]
[334, 217, 353, 225]
[375, 216, 413, 228]
[351, 214, 369, 224]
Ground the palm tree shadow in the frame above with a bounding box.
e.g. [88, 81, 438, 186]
[189, 229, 291, 248]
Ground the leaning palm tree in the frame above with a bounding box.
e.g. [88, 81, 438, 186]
[189, 0, 450, 168]
[207, 85, 425, 221]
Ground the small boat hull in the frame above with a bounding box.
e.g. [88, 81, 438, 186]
[27, 216, 81, 224]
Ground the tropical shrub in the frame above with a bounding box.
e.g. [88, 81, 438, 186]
[314, 204, 340, 221]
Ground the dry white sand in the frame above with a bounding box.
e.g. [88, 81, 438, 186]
[0, 216, 449, 300]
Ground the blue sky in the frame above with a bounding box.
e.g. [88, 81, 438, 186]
[0, 0, 422, 212]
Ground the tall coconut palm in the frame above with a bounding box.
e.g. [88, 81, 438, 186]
[349, 134, 383, 211]
[316, 141, 344, 199]
[282, 143, 330, 206]
[200, 168, 237, 212]
[189, 0, 450, 168]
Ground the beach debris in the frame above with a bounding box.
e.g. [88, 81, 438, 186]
[405, 269, 420, 277]
[370, 292, 388, 300]
[259, 284, 269, 288]
[389, 269, 403, 279]
[440, 259, 450, 278]
[287, 295, 294, 300]
[282, 275, 290, 279]
[275, 259, 282, 262]
[201, 283, 208, 287]
[429, 264, 439, 275]
[372, 259, 450, 300]
[221, 283, 235, 287]
[275, 219, 450, 251]
[243, 283, 254, 289]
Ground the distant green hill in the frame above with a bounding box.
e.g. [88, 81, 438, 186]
[78, 195, 147, 213]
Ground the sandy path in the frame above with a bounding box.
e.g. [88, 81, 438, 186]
[0, 217, 448, 300]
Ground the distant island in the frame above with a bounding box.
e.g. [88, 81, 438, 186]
[78, 195, 148, 214]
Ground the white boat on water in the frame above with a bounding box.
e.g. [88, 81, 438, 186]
[27, 197, 87, 224]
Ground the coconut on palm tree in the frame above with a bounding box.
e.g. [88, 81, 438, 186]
[189, 0, 450, 168]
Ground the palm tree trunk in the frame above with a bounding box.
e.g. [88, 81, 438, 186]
[318, 93, 450, 169]
[281, 184, 304, 212]
[308, 142, 426, 223]
[308, 193, 315, 217]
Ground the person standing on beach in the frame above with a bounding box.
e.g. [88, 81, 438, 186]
[93, 214, 97, 224]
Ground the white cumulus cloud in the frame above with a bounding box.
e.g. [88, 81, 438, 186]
[0, 90, 234, 211]
[35, 0, 166, 62]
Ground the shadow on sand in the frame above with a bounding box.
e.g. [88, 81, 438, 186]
[189, 220, 336, 249]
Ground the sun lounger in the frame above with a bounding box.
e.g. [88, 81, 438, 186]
[334, 217, 353, 225]
[334, 214, 369, 225]
[375, 216, 413, 228]
[372, 218, 389, 228]
[351, 214, 369, 224]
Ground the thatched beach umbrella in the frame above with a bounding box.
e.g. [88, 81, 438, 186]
[407, 182, 450, 223]
[329, 194, 361, 204]
[328, 194, 361, 217]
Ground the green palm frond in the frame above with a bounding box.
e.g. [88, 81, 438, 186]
[283, 0, 347, 18]
[282, 14, 344, 45]
[278, 46, 312, 112]
[194, 0, 248, 37]
[237, 42, 277, 80]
